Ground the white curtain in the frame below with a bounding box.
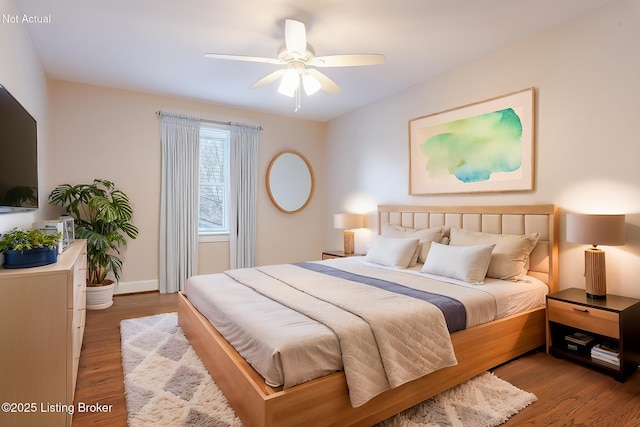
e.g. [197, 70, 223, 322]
[159, 113, 200, 293]
[229, 123, 259, 269]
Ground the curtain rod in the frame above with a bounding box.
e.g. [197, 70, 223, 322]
[155, 110, 263, 131]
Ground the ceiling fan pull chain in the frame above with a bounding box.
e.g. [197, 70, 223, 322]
[295, 86, 301, 112]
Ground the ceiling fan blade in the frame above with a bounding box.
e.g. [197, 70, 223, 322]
[204, 53, 284, 65]
[250, 69, 287, 89]
[285, 19, 307, 57]
[306, 69, 341, 94]
[309, 54, 385, 67]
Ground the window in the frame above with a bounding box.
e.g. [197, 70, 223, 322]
[198, 125, 230, 234]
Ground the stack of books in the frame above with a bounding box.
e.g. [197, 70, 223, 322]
[565, 331, 594, 355]
[591, 343, 620, 367]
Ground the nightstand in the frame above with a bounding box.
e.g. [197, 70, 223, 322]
[321, 250, 364, 260]
[546, 288, 640, 381]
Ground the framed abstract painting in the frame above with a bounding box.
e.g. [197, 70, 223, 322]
[409, 88, 535, 195]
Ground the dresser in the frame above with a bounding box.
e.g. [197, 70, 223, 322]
[0, 240, 87, 427]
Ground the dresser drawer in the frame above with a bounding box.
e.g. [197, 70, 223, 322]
[548, 299, 619, 338]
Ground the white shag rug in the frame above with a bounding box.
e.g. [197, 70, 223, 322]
[121, 312, 536, 427]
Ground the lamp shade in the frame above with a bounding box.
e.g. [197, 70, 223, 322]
[566, 214, 625, 246]
[278, 68, 299, 97]
[302, 72, 321, 96]
[333, 213, 363, 230]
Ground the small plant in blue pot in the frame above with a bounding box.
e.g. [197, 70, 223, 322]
[0, 228, 61, 269]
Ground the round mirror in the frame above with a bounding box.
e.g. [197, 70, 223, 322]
[266, 150, 315, 214]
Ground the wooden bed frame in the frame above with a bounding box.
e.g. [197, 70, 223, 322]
[178, 204, 558, 426]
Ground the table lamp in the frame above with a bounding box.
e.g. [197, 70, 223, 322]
[566, 213, 625, 299]
[333, 213, 363, 255]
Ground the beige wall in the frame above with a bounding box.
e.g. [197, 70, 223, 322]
[43, 81, 325, 293]
[0, 0, 50, 233]
[325, 0, 640, 298]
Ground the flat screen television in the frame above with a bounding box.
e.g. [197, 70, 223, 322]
[0, 84, 38, 213]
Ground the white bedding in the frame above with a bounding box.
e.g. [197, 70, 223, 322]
[184, 256, 547, 406]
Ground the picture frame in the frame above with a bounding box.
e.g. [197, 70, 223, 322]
[409, 88, 535, 195]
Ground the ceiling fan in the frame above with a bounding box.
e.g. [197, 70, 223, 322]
[205, 19, 384, 98]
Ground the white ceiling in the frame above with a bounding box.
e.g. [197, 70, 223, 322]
[16, 0, 616, 122]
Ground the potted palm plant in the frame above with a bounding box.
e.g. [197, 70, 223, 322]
[0, 228, 61, 268]
[49, 179, 139, 309]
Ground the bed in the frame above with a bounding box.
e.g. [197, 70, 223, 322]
[178, 204, 558, 426]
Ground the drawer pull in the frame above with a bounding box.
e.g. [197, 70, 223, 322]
[572, 307, 589, 313]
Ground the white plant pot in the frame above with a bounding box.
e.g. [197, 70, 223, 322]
[86, 282, 115, 310]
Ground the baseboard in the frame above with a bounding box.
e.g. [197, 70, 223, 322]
[114, 279, 158, 295]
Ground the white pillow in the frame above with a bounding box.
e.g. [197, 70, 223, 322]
[421, 242, 495, 284]
[381, 224, 445, 265]
[365, 236, 420, 268]
[449, 228, 540, 280]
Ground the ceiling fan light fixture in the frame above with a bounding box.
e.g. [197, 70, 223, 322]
[277, 68, 299, 97]
[205, 18, 384, 102]
[302, 72, 321, 96]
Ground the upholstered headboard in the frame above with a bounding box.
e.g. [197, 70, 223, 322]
[377, 204, 558, 292]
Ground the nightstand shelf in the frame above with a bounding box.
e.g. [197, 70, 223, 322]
[546, 288, 640, 381]
[322, 250, 364, 260]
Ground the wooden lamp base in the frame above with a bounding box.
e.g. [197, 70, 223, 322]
[585, 247, 607, 299]
[343, 230, 355, 255]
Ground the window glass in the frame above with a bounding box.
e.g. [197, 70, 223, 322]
[199, 126, 229, 234]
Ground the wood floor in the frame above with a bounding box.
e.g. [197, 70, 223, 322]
[73, 292, 640, 427]
[73, 292, 178, 426]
